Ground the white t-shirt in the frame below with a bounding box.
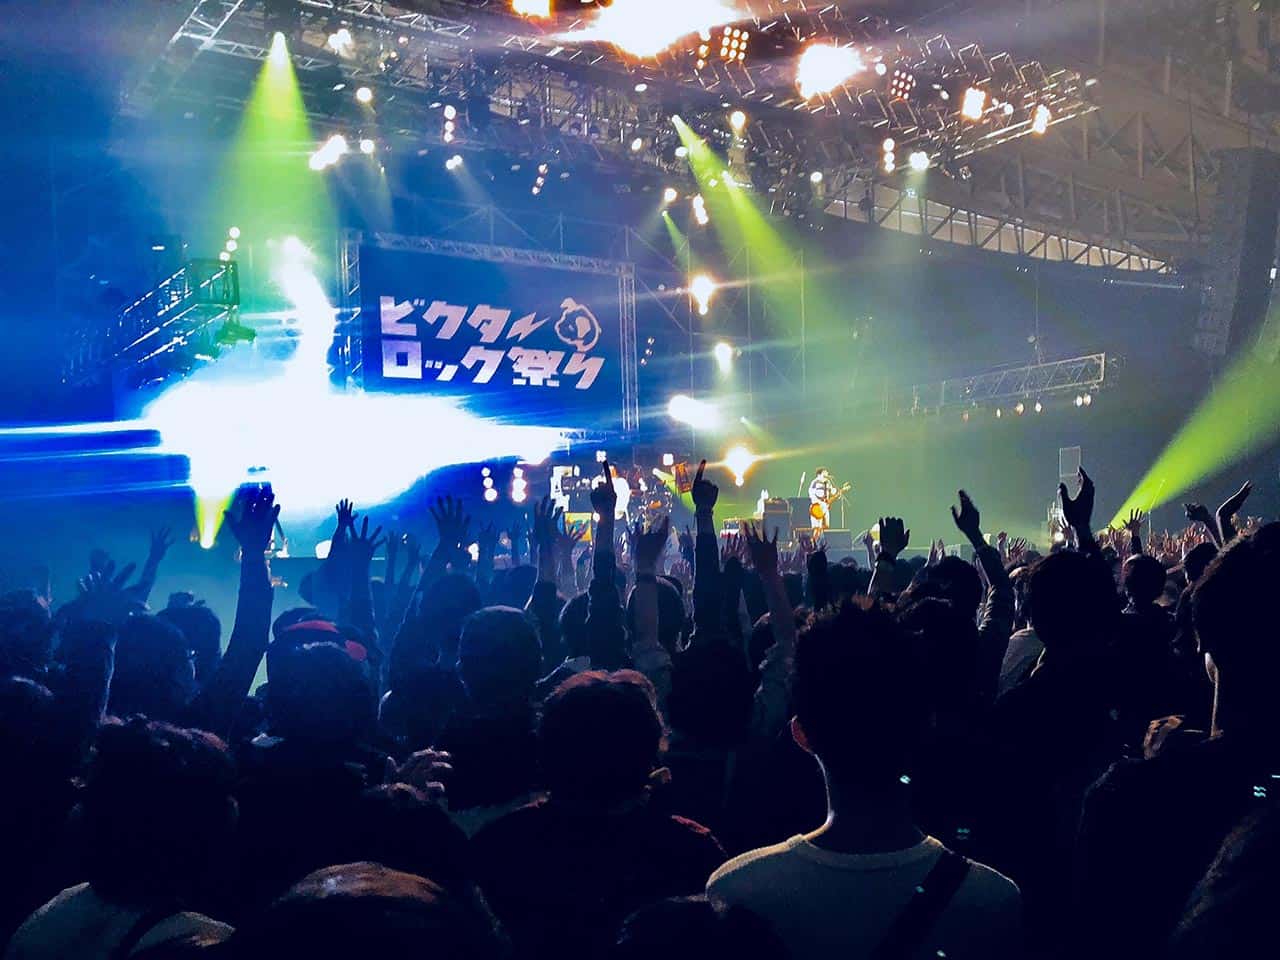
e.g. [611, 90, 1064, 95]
[707, 834, 1021, 960]
[5, 884, 232, 960]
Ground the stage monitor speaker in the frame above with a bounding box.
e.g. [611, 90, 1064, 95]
[819, 529, 854, 552]
[1195, 148, 1280, 357]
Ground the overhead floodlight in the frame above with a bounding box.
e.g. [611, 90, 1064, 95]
[723, 444, 756, 486]
[713, 341, 734, 372]
[445, 154, 463, 170]
[809, 170, 823, 184]
[561, 0, 743, 59]
[512, 0, 552, 17]
[630, 136, 644, 152]
[662, 186, 679, 204]
[961, 86, 987, 120]
[359, 138, 376, 155]
[908, 150, 930, 171]
[691, 193, 709, 226]
[667, 394, 721, 430]
[355, 86, 373, 104]
[796, 43, 864, 99]
[308, 133, 350, 171]
[690, 273, 717, 315]
[729, 109, 747, 132]
[228, 226, 241, 239]
[327, 27, 354, 57]
[882, 137, 895, 153]
[1032, 103, 1051, 134]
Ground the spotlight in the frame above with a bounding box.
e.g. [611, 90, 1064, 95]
[883, 156, 896, 173]
[511, 473, 528, 504]
[327, 27, 354, 57]
[1014, 401, 1025, 415]
[908, 150, 930, 171]
[662, 453, 675, 467]
[445, 154, 463, 170]
[690, 273, 717, 315]
[796, 43, 864, 99]
[691, 194, 709, 226]
[729, 109, 747, 132]
[481, 466, 492, 478]
[809, 170, 823, 184]
[882, 137, 896, 153]
[1074, 394, 1084, 407]
[308, 133, 350, 171]
[218, 251, 231, 262]
[595, 450, 608, 463]
[961, 87, 987, 121]
[635, 82, 649, 92]
[719, 26, 749, 63]
[355, 86, 373, 104]
[1082, 392, 1092, 406]
[359, 138, 376, 155]
[483, 488, 499, 503]
[874, 61, 888, 76]
[443, 104, 458, 120]
[889, 68, 916, 100]
[674, 145, 689, 159]
[1034, 400, 1043, 413]
[723, 445, 757, 486]
[662, 186, 678, 204]
[995, 407, 1003, 418]
[225, 239, 238, 252]
[1032, 103, 1051, 134]
[962, 410, 970, 423]
[667, 394, 721, 430]
[1003, 101, 1015, 117]
[630, 136, 644, 152]
[713, 341, 733, 372]
[228, 226, 241, 239]
[512, 0, 551, 16]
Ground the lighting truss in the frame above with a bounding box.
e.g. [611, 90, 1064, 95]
[911, 353, 1108, 411]
[133, 0, 1094, 201]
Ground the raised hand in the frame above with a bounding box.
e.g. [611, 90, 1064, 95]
[428, 495, 470, 552]
[388, 748, 451, 803]
[148, 526, 175, 563]
[1008, 537, 1029, 561]
[744, 523, 781, 579]
[348, 516, 385, 567]
[720, 533, 742, 567]
[1059, 467, 1095, 534]
[950, 490, 984, 548]
[335, 498, 358, 538]
[1217, 480, 1253, 523]
[590, 460, 618, 520]
[633, 515, 671, 574]
[225, 487, 280, 555]
[678, 526, 695, 564]
[691, 459, 719, 513]
[928, 538, 941, 566]
[1184, 502, 1213, 527]
[532, 496, 559, 551]
[878, 517, 909, 562]
[477, 522, 499, 556]
[1124, 509, 1146, 537]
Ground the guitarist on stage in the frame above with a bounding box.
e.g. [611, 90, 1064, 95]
[808, 467, 851, 531]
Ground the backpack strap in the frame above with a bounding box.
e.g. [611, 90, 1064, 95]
[108, 904, 182, 960]
[871, 849, 972, 960]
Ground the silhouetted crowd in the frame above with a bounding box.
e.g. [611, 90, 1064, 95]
[1, 461, 1276, 960]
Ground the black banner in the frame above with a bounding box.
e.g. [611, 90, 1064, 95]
[360, 243, 627, 431]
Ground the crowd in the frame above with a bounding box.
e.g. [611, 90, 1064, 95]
[0, 457, 1275, 960]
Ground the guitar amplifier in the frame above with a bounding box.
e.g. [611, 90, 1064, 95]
[788, 497, 813, 529]
[762, 499, 792, 541]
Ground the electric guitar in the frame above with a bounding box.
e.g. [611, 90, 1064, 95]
[809, 482, 852, 522]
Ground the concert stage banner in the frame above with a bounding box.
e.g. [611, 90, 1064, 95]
[352, 233, 636, 433]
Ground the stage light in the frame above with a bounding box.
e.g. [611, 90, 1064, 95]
[309, 133, 350, 171]
[484, 488, 499, 503]
[720, 26, 749, 63]
[630, 136, 644, 152]
[729, 109, 747, 132]
[675, 145, 689, 159]
[481, 466, 492, 477]
[359, 138, 375, 155]
[690, 273, 716, 315]
[667, 394, 721, 430]
[882, 137, 895, 153]
[225, 239, 238, 252]
[562, 0, 742, 58]
[995, 407, 1003, 418]
[355, 86, 373, 104]
[512, 0, 552, 17]
[511, 473, 528, 503]
[662, 453, 675, 467]
[1032, 103, 1051, 134]
[962, 410, 970, 423]
[691, 194, 709, 226]
[810, 170, 823, 184]
[1034, 400, 1043, 413]
[445, 154, 463, 170]
[662, 186, 679, 204]
[1014, 401, 1025, 415]
[961, 86, 987, 120]
[883, 156, 896, 173]
[1082, 392, 1092, 406]
[713, 341, 734, 373]
[635, 82, 649, 92]
[443, 104, 458, 121]
[219, 251, 232, 262]
[1074, 394, 1084, 407]
[875, 61, 888, 76]
[723, 444, 756, 486]
[796, 43, 864, 99]
[315, 539, 332, 560]
[908, 150, 930, 171]
[889, 68, 916, 99]
[596, 450, 608, 463]
[327, 27, 354, 57]
[228, 226, 241, 239]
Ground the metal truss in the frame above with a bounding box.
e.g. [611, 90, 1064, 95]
[361, 231, 634, 275]
[127, 0, 1146, 268]
[64, 260, 241, 386]
[904, 352, 1108, 413]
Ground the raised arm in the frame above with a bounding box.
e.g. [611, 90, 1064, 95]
[951, 489, 1014, 702]
[745, 523, 798, 740]
[630, 515, 672, 701]
[1059, 467, 1099, 557]
[1216, 480, 1252, 544]
[123, 527, 174, 606]
[1121, 509, 1145, 557]
[191, 487, 278, 737]
[690, 460, 724, 641]
[585, 461, 626, 666]
[868, 517, 909, 598]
